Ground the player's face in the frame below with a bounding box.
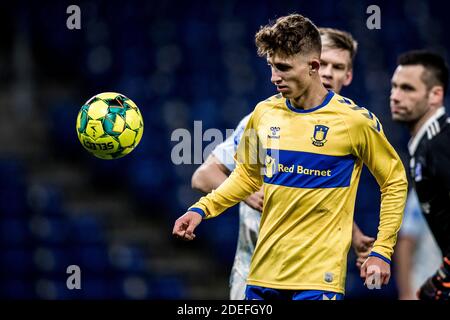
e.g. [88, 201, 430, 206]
[267, 52, 312, 99]
[319, 47, 353, 94]
[390, 65, 430, 123]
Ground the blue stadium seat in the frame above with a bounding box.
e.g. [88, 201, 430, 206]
[202, 208, 239, 265]
[0, 278, 36, 299]
[47, 102, 82, 156]
[150, 276, 186, 299]
[0, 160, 28, 217]
[27, 184, 64, 217]
[69, 215, 106, 245]
[32, 246, 72, 274]
[29, 216, 70, 245]
[79, 277, 110, 299]
[108, 244, 147, 273]
[0, 218, 30, 246]
[74, 244, 111, 273]
[0, 248, 34, 275]
[120, 275, 152, 299]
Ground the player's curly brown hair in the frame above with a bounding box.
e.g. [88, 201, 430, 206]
[255, 14, 321, 58]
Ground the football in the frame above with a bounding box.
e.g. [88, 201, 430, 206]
[76, 92, 144, 159]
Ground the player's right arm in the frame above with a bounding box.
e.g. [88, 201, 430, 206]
[192, 155, 264, 212]
[191, 113, 264, 212]
[173, 112, 264, 239]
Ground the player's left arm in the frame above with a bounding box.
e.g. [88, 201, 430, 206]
[349, 110, 408, 286]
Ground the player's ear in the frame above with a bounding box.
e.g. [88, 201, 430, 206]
[428, 85, 444, 106]
[343, 69, 353, 86]
[310, 59, 321, 75]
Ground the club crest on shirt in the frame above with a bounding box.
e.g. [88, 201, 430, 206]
[264, 155, 276, 178]
[311, 125, 329, 147]
[414, 162, 423, 182]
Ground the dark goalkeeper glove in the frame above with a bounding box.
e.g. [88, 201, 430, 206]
[418, 257, 450, 300]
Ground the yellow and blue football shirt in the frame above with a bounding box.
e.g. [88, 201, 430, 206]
[189, 91, 407, 294]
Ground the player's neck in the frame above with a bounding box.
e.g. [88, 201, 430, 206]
[290, 83, 329, 110]
[410, 106, 441, 137]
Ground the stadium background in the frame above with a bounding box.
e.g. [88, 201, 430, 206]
[0, 0, 448, 299]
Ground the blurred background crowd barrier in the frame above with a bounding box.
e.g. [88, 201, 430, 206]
[0, 0, 448, 299]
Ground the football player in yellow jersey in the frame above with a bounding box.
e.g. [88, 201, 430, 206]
[173, 14, 407, 300]
[191, 27, 375, 299]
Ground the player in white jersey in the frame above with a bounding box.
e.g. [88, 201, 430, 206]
[191, 27, 375, 299]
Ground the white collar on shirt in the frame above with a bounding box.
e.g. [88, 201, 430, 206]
[408, 106, 446, 156]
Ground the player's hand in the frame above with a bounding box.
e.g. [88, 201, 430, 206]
[417, 257, 450, 300]
[243, 189, 264, 212]
[352, 233, 375, 269]
[172, 211, 203, 241]
[360, 256, 391, 288]
[356, 256, 367, 270]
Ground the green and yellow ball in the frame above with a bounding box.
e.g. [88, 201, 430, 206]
[76, 92, 144, 159]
